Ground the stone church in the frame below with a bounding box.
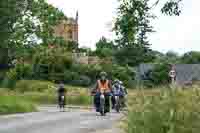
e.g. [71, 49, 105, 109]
[54, 11, 79, 43]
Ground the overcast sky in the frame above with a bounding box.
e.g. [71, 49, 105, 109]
[47, 0, 200, 54]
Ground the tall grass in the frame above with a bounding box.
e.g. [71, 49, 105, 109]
[17, 92, 92, 105]
[0, 95, 37, 115]
[125, 88, 200, 133]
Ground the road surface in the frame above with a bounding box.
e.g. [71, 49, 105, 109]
[0, 106, 123, 133]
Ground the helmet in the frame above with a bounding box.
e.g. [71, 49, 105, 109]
[99, 71, 107, 77]
[99, 71, 107, 80]
[119, 81, 123, 85]
[114, 79, 120, 84]
[59, 82, 64, 88]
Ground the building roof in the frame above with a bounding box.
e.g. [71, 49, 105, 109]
[136, 63, 200, 84]
[175, 64, 200, 84]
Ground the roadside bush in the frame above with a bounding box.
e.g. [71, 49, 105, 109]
[33, 48, 73, 72]
[1, 63, 33, 89]
[111, 64, 135, 88]
[2, 69, 18, 89]
[142, 63, 170, 87]
[150, 63, 170, 85]
[125, 89, 200, 133]
[86, 64, 102, 81]
[72, 75, 91, 87]
[64, 71, 79, 82]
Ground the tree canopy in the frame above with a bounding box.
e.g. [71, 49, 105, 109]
[95, 37, 115, 58]
[113, 0, 183, 67]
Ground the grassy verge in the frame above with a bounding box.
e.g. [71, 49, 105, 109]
[0, 94, 37, 115]
[0, 80, 92, 114]
[125, 88, 200, 133]
[18, 92, 92, 105]
[0, 91, 91, 115]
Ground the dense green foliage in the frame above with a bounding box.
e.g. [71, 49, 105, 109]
[125, 88, 200, 133]
[0, 0, 28, 47]
[181, 51, 200, 64]
[95, 37, 116, 58]
[147, 63, 171, 86]
[114, 0, 183, 67]
[114, 0, 155, 66]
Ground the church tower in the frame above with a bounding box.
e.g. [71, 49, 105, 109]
[53, 11, 79, 43]
[74, 11, 79, 43]
[75, 11, 78, 24]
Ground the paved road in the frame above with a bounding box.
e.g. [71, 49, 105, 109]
[0, 107, 122, 133]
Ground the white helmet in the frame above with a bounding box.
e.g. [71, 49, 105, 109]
[119, 81, 123, 85]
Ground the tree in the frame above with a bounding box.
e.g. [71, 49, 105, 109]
[6, 0, 73, 63]
[0, 0, 28, 48]
[161, 0, 183, 16]
[181, 51, 200, 64]
[114, 0, 155, 66]
[9, 0, 66, 48]
[154, 51, 180, 64]
[114, 45, 155, 66]
[114, 0, 183, 67]
[95, 37, 115, 58]
[149, 63, 171, 85]
[165, 51, 180, 63]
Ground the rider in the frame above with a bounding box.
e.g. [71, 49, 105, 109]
[111, 79, 124, 109]
[92, 71, 112, 113]
[119, 80, 128, 107]
[118, 80, 128, 95]
[57, 81, 66, 109]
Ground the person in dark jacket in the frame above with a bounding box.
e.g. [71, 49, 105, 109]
[57, 81, 66, 111]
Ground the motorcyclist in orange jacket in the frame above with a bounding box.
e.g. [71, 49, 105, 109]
[91, 72, 112, 113]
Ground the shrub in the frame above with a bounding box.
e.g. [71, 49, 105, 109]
[111, 64, 135, 88]
[72, 75, 91, 87]
[2, 69, 18, 89]
[64, 71, 79, 82]
[1, 63, 33, 89]
[15, 80, 55, 92]
[150, 63, 170, 85]
[143, 63, 170, 87]
[33, 48, 73, 74]
[15, 63, 33, 79]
